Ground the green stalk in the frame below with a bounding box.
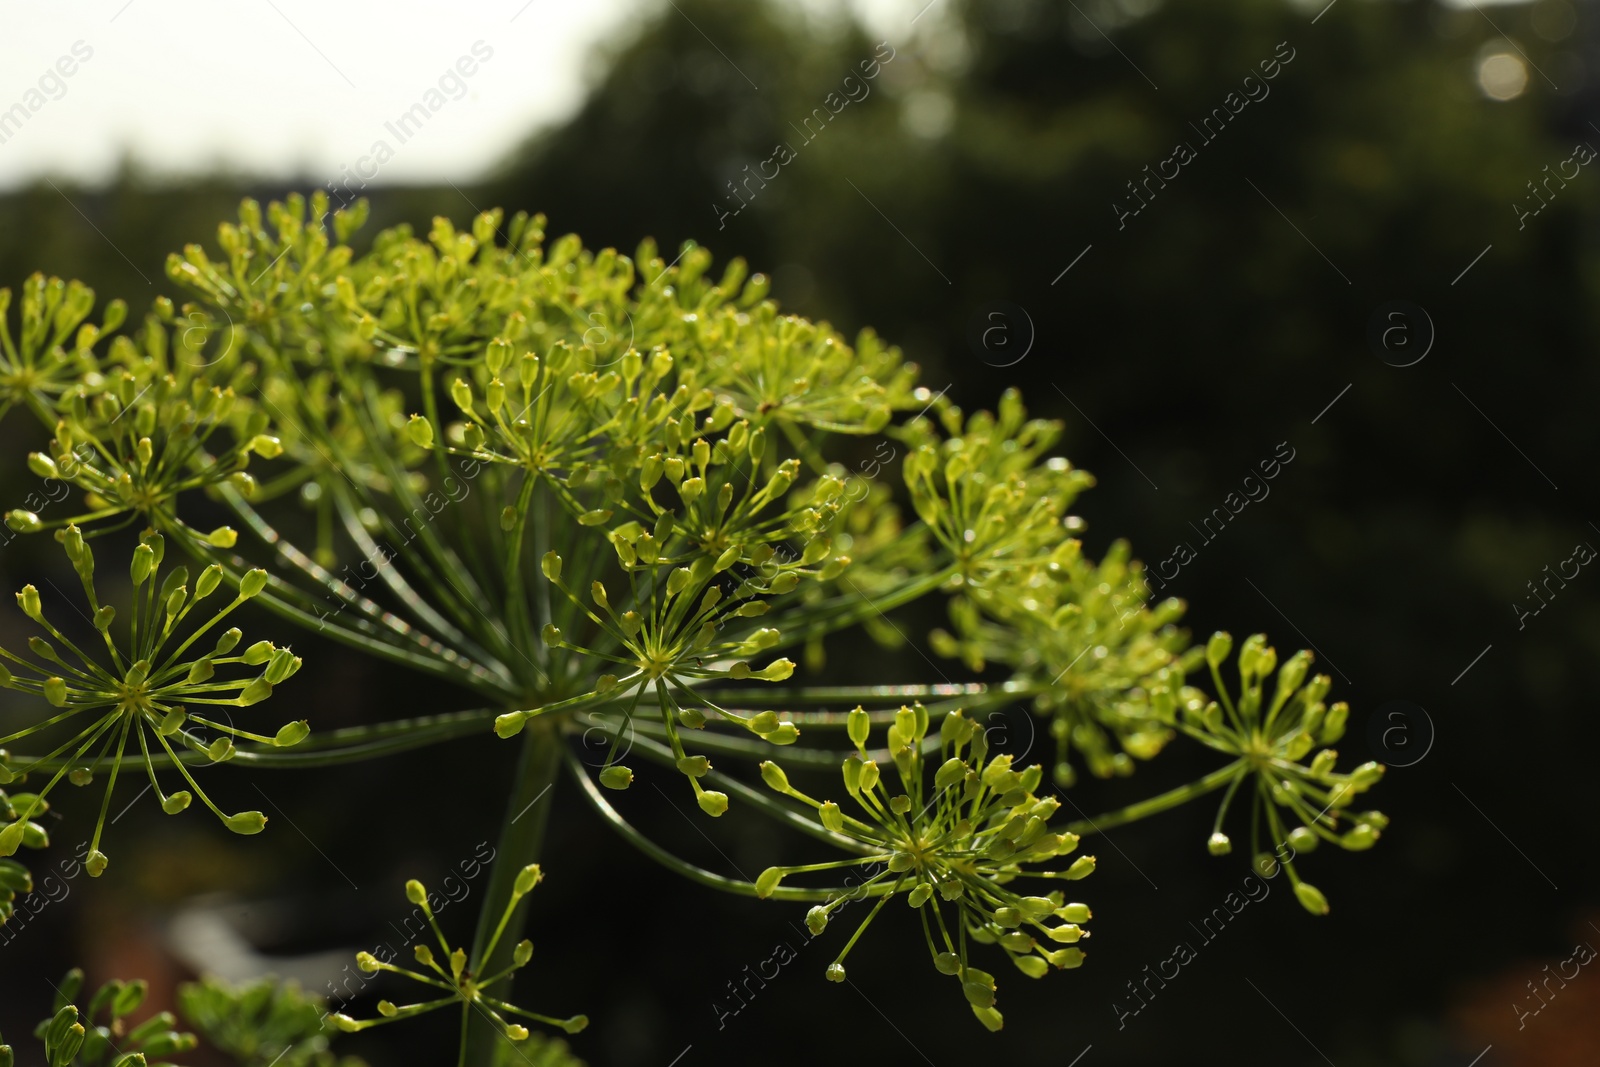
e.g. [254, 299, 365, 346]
[1063, 760, 1247, 836]
[461, 714, 563, 1067]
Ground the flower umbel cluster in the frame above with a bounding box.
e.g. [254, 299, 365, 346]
[757, 706, 1093, 1030]
[30, 967, 198, 1067]
[1186, 632, 1387, 914]
[0, 527, 309, 874]
[331, 866, 587, 1064]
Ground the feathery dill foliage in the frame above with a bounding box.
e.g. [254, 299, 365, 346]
[0, 192, 1388, 1057]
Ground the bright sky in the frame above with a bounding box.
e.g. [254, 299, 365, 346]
[0, 0, 649, 191]
[0, 0, 932, 193]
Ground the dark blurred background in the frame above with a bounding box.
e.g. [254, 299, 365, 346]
[2, 0, 1598, 1064]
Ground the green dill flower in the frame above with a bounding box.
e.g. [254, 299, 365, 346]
[5, 297, 267, 540]
[330, 866, 587, 1063]
[34, 967, 198, 1067]
[1182, 632, 1387, 914]
[757, 706, 1093, 1031]
[0, 527, 309, 874]
[0, 274, 125, 426]
[934, 539, 1200, 785]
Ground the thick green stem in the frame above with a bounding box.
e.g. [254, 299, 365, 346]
[462, 715, 563, 1067]
[1064, 759, 1246, 836]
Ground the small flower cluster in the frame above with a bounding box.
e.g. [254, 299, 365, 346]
[935, 538, 1200, 785]
[757, 707, 1093, 1030]
[30, 968, 198, 1067]
[1184, 632, 1387, 914]
[330, 865, 587, 1061]
[0, 527, 309, 875]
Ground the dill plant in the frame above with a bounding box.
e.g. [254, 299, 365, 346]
[0, 193, 1387, 1063]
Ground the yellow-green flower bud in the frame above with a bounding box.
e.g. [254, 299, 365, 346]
[239, 569, 268, 599]
[599, 765, 633, 790]
[224, 811, 266, 835]
[1064, 855, 1096, 880]
[825, 963, 846, 983]
[759, 761, 789, 792]
[1207, 832, 1232, 856]
[755, 867, 783, 898]
[697, 790, 729, 817]
[1294, 881, 1330, 915]
[407, 415, 435, 449]
[514, 864, 543, 896]
[273, 720, 310, 747]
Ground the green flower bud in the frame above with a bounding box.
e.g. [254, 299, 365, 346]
[86, 849, 108, 877]
[207, 628, 240, 656]
[755, 867, 784, 898]
[44, 677, 68, 707]
[513, 939, 534, 968]
[541, 552, 562, 582]
[753, 658, 795, 681]
[697, 790, 729, 817]
[495, 711, 529, 738]
[759, 761, 789, 792]
[908, 883, 934, 908]
[767, 723, 800, 745]
[1350, 761, 1385, 790]
[406, 880, 430, 905]
[514, 864, 543, 896]
[819, 800, 844, 833]
[247, 434, 282, 459]
[825, 963, 846, 983]
[1294, 881, 1330, 915]
[677, 755, 711, 778]
[224, 811, 267, 835]
[1320, 702, 1349, 743]
[599, 765, 633, 790]
[1340, 825, 1380, 851]
[1064, 855, 1096, 880]
[356, 952, 381, 974]
[1057, 902, 1092, 923]
[1207, 832, 1232, 856]
[329, 1015, 360, 1033]
[265, 648, 301, 684]
[16, 585, 42, 622]
[162, 791, 192, 814]
[541, 623, 561, 647]
[806, 906, 829, 934]
[239, 569, 268, 598]
[847, 706, 870, 748]
[676, 705, 705, 729]
[1205, 631, 1232, 667]
[238, 677, 273, 706]
[273, 720, 310, 747]
[561, 1016, 589, 1035]
[450, 378, 473, 413]
[407, 415, 435, 449]
[5, 510, 42, 534]
[28, 452, 59, 479]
